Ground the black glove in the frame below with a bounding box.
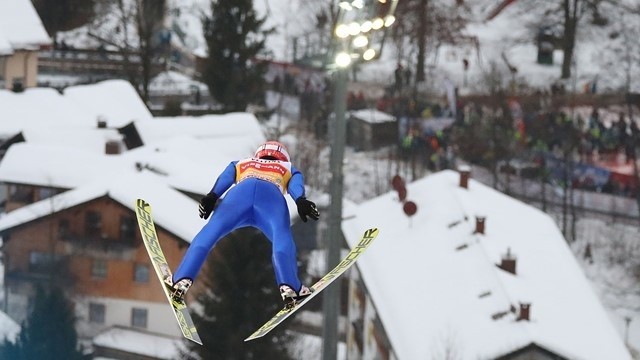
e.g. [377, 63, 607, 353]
[296, 197, 319, 222]
[199, 193, 218, 220]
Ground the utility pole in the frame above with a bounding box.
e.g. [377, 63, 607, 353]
[322, 66, 348, 360]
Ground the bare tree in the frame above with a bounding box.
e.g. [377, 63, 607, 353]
[392, 0, 472, 85]
[516, 0, 630, 80]
[135, 0, 167, 102]
[87, 0, 167, 102]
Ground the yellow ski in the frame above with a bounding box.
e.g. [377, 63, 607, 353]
[135, 199, 202, 345]
[245, 228, 379, 341]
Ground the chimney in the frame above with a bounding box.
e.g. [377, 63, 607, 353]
[458, 165, 471, 189]
[97, 117, 107, 128]
[474, 216, 486, 234]
[497, 247, 517, 275]
[517, 303, 531, 321]
[105, 140, 120, 155]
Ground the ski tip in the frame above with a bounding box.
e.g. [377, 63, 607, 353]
[135, 198, 150, 208]
[364, 228, 379, 237]
[244, 334, 262, 342]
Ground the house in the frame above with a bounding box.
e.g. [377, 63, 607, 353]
[341, 168, 632, 360]
[0, 172, 202, 340]
[0, 0, 51, 90]
[92, 325, 181, 360]
[347, 109, 397, 151]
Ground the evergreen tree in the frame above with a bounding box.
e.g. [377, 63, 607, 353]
[201, 0, 272, 112]
[0, 286, 88, 360]
[182, 229, 293, 360]
[0, 337, 19, 359]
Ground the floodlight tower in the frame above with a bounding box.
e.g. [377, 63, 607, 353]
[322, 1, 398, 359]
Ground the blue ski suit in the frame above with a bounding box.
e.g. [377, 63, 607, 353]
[173, 157, 307, 292]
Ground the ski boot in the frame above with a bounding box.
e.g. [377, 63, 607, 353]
[165, 277, 192, 301]
[280, 284, 312, 309]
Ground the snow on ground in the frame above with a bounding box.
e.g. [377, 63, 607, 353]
[572, 218, 640, 354]
[53, 0, 640, 98]
[288, 330, 346, 360]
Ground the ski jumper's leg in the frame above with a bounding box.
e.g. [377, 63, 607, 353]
[252, 180, 302, 292]
[172, 183, 253, 282]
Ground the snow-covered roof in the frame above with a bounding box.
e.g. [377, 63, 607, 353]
[118, 136, 239, 194]
[0, 87, 87, 137]
[0, 0, 50, 50]
[0, 114, 300, 230]
[93, 326, 181, 360]
[4, 127, 122, 154]
[0, 143, 121, 189]
[0, 171, 201, 243]
[63, 80, 154, 127]
[138, 113, 265, 146]
[349, 109, 395, 124]
[342, 170, 631, 360]
[0, 31, 12, 56]
[0, 80, 150, 138]
[0, 127, 264, 197]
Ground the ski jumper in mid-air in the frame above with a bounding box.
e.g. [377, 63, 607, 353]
[168, 141, 320, 303]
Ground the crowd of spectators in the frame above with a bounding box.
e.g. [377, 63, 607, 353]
[269, 60, 640, 198]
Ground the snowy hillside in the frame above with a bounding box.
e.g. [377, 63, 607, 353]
[56, 0, 639, 93]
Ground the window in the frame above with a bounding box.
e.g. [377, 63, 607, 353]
[38, 187, 56, 201]
[131, 308, 147, 328]
[89, 303, 105, 324]
[133, 263, 149, 283]
[85, 211, 101, 237]
[9, 184, 33, 203]
[29, 251, 55, 272]
[120, 215, 136, 242]
[58, 219, 70, 238]
[0, 56, 5, 80]
[91, 259, 107, 279]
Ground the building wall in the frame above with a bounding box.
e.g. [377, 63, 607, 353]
[76, 296, 182, 339]
[348, 118, 398, 151]
[3, 183, 63, 212]
[0, 55, 6, 87]
[2, 50, 39, 89]
[1, 196, 192, 338]
[347, 270, 396, 360]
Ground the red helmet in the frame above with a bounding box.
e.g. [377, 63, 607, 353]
[255, 141, 290, 161]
